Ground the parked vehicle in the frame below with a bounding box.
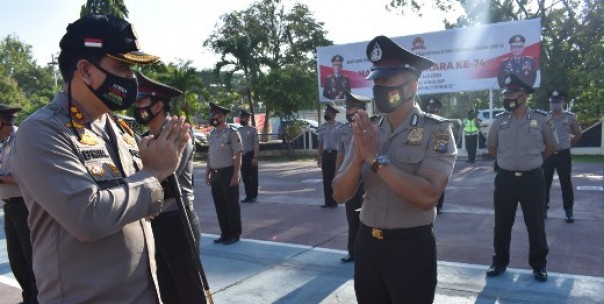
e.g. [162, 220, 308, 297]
[476, 108, 506, 138]
[192, 130, 207, 146]
[277, 119, 318, 140]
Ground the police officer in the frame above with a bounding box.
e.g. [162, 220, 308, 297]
[486, 73, 556, 282]
[133, 71, 205, 304]
[318, 103, 342, 208]
[497, 34, 537, 88]
[543, 89, 581, 222]
[238, 109, 259, 203]
[335, 91, 371, 263]
[206, 102, 243, 245]
[0, 104, 38, 304]
[323, 54, 351, 100]
[424, 97, 448, 214]
[333, 35, 456, 303]
[464, 109, 479, 163]
[12, 15, 190, 303]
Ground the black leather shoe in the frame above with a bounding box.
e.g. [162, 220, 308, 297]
[533, 268, 548, 282]
[213, 236, 226, 244]
[486, 264, 506, 277]
[241, 197, 253, 203]
[341, 255, 354, 263]
[223, 237, 240, 245]
[320, 205, 330, 208]
[565, 209, 574, 223]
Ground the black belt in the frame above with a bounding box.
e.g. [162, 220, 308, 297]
[3, 197, 24, 204]
[152, 209, 180, 221]
[211, 166, 233, 173]
[360, 223, 432, 240]
[553, 148, 570, 155]
[322, 150, 337, 154]
[499, 167, 542, 177]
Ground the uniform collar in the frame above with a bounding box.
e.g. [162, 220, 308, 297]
[52, 92, 95, 125]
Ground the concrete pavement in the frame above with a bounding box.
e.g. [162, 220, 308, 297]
[1, 158, 603, 303]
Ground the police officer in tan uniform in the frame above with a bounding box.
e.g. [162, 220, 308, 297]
[335, 91, 371, 263]
[543, 89, 581, 222]
[133, 71, 205, 304]
[424, 97, 448, 214]
[206, 102, 243, 245]
[238, 109, 259, 203]
[0, 104, 38, 304]
[12, 15, 190, 303]
[333, 35, 456, 304]
[318, 103, 342, 208]
[486, 73, 556, 282]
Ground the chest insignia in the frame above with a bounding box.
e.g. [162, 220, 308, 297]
[80, 133, 98, 146]
[107, 163, 122, 177]
[407, 127, 424, 145]
[123, 134, 136, 146]
[432, 130, 449, 153]
[530, 120, 537, 128]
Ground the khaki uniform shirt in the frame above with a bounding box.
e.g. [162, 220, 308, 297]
[163, 137, 195, 213]
[318, 122, 341, 151]
[239, 125, 259, 154]
[0, 129, 22, 199]
[337, 122, 353, 156]
[547, 111, 581, 151]
[12, 92, 164, 304]
[487, 108, 557, 171]
[342, 106, 457, 229]
[208, 126, 243, 169]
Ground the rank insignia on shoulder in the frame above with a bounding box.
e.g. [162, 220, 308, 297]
[80, 133, 98, 146]
[65, 121, 85, 129]
[407, 127, 424, 145]
[70, 105, 87, 122]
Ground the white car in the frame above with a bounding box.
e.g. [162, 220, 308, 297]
[192, 130, 207, 145]
[476, 108, 506, 138]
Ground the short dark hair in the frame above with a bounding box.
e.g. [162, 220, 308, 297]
[58, 50, 104, 83]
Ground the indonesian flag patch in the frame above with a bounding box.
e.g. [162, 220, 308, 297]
[84, 38, 103, 48]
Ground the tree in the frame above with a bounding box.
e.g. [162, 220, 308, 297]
[388, 0, 604, 125]
[204, 0, 332, 132]
[80, 0, 128, 18]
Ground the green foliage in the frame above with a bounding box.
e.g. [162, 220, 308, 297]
[80, 0, 129, 18]
[204, 0, 332, 122]
[257, 65, 317, 121]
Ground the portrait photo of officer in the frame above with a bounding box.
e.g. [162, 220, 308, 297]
[133, 71, 206, 304]
[497, 34, 537, 88]
[333, 35, 457, 304]
[323, 54, 351, 100]
[543, 89, 582, 223]
[12, 15, 191, 303]
[486, 73, 557, 283]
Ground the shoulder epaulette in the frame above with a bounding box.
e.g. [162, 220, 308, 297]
[495, 112, 507, 118]
[113, 116, 134, 137]
[534, 109, 548, 116]
[423, 113, 449, 123]
[564, 111, 575, 116]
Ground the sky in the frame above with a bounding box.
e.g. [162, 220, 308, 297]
[0, 0, 455, 70]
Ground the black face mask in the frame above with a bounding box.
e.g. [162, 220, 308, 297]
[323, 113, 332, 121]
[85, 62, 138, 111]
[240, 119, 249, 126]
[1, 115, 17, 126]
[209, 116, 222, 127]
[503, 98, 522, 112]
[133, 103, 160, 125]
[373, 81, 413, 113]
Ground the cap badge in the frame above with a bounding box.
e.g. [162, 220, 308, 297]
[505, 76, 512, 85]
[552, 90, 559, 97]
[370, 42, 383, 62]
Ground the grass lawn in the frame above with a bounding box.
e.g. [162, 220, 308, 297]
[573, 155, 604, 163]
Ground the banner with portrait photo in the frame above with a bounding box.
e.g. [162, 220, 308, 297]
[316, 18, 542, 101]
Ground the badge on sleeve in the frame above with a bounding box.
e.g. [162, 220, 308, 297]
[432, 130, 449, 153]
[407, 127, 424, 145]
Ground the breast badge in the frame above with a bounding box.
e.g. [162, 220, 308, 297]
[80, 133, 98, 146]
[407, 127, 424, 145]
[123, 134, 136, 146]
[107, 163, 122, 177]
[530, 120, 538, 128]
[88, 165, 105, 177]
[432, 130, 449, 153]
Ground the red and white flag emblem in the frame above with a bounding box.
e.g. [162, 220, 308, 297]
[84, 38, 103, 48]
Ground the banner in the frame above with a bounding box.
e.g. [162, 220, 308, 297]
[316, 18, 541, 101]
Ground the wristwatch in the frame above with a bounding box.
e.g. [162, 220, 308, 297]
[371, 154, 390, 172]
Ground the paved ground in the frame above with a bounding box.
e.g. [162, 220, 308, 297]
[1, 157, 603, 303]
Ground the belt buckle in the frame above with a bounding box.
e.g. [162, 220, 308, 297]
[371, 228, 384, 240]
[514, 172, 523, 177]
